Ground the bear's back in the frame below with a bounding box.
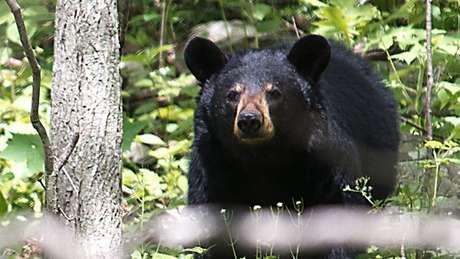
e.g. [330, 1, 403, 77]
[321, 43, 399, 151]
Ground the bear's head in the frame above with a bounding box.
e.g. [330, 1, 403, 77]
[184, 35, 330, 147]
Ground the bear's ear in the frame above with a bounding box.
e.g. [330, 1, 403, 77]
[184, 37, 228, 83]
[287, 35, 331, 83]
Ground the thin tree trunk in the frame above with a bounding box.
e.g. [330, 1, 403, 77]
[158, 0, 167, 68]
[49, 0, 123, 258]
[424, 0, 433, 140]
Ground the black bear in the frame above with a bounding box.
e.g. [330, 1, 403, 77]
[184, 35, 399, 258]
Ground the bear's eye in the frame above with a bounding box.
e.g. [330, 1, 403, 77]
[267, 87, 282, 100]
[226, 90, 241, 102]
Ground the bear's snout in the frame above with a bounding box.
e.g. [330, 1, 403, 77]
[237, 110, 262, 136]
[231, 83, 275, 144]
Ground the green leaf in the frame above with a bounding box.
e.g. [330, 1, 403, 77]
[0, 134, 44, 177]
[391, 50, 418, 64]
[436, 88, 451, 110]
[166, 123, 178, 133]
[157, 106, 194, 122]
[122, 117, 147, 151]
[134, 102, 156, 115]
[23, 6, 53, 22]
[136, 134, 166, 146]
[6, 20, 37, 45]
[0, 47, 12, 64]
[122, 168, 138, 187]
[313, 6, 353, 44]
[168, 140, 191, 157]
[133, 78, 153, 88]
[140, 169, 164, 198]
[252, 3, 271, 21]
[0, 1, 13, 25]
[0, 192, 8, 216]
[436, 34, 460, 55]
[256, 17, 282, 33]
[122, 45, 173, 65]
[143, 12, 160, 22]
[312, 1, 379, 45]
[438, 81, 460, 95]
[177, 175, 188, 193]
[6, 22, 20, 44]
[178, 158, 190, 173]
[446, 116, 460, 139]
[150, 147, 170, 159]
[445, 116, 460, 127]
[446, 158, 460, 165]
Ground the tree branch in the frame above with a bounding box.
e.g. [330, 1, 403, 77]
[158, 0, 167, 68]
[400, 115, 448, 141]
[401, 116, 426, 134]
[5, 0, 53, 174]
[290, 17, 301, 39]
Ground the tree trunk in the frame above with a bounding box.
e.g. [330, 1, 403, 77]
[48, 0, 123, 258]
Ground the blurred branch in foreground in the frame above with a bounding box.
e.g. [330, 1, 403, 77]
[2, 206, 460, 258]
[140, 206, 460, 253]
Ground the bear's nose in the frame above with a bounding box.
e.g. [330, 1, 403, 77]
[237, 111, 262, 136]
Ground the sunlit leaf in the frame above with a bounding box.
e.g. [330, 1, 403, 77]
[391, 50, 418, 64]
[6, 20, 37, 45]
[438, 81, 460, 95]
[150, 147, 170, 159]
[137, 134, 166, 146]
[0, 134, 44, 176]
[166, 123, 178, 133]
[122, 168, 137, 187]
[140, 169, 165, 198]
[0, 47, 12, 64]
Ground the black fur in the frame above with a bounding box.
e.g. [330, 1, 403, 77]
[185, 35, 399, 258]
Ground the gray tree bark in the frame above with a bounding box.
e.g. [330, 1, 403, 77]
[48, 0, 122, 258]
